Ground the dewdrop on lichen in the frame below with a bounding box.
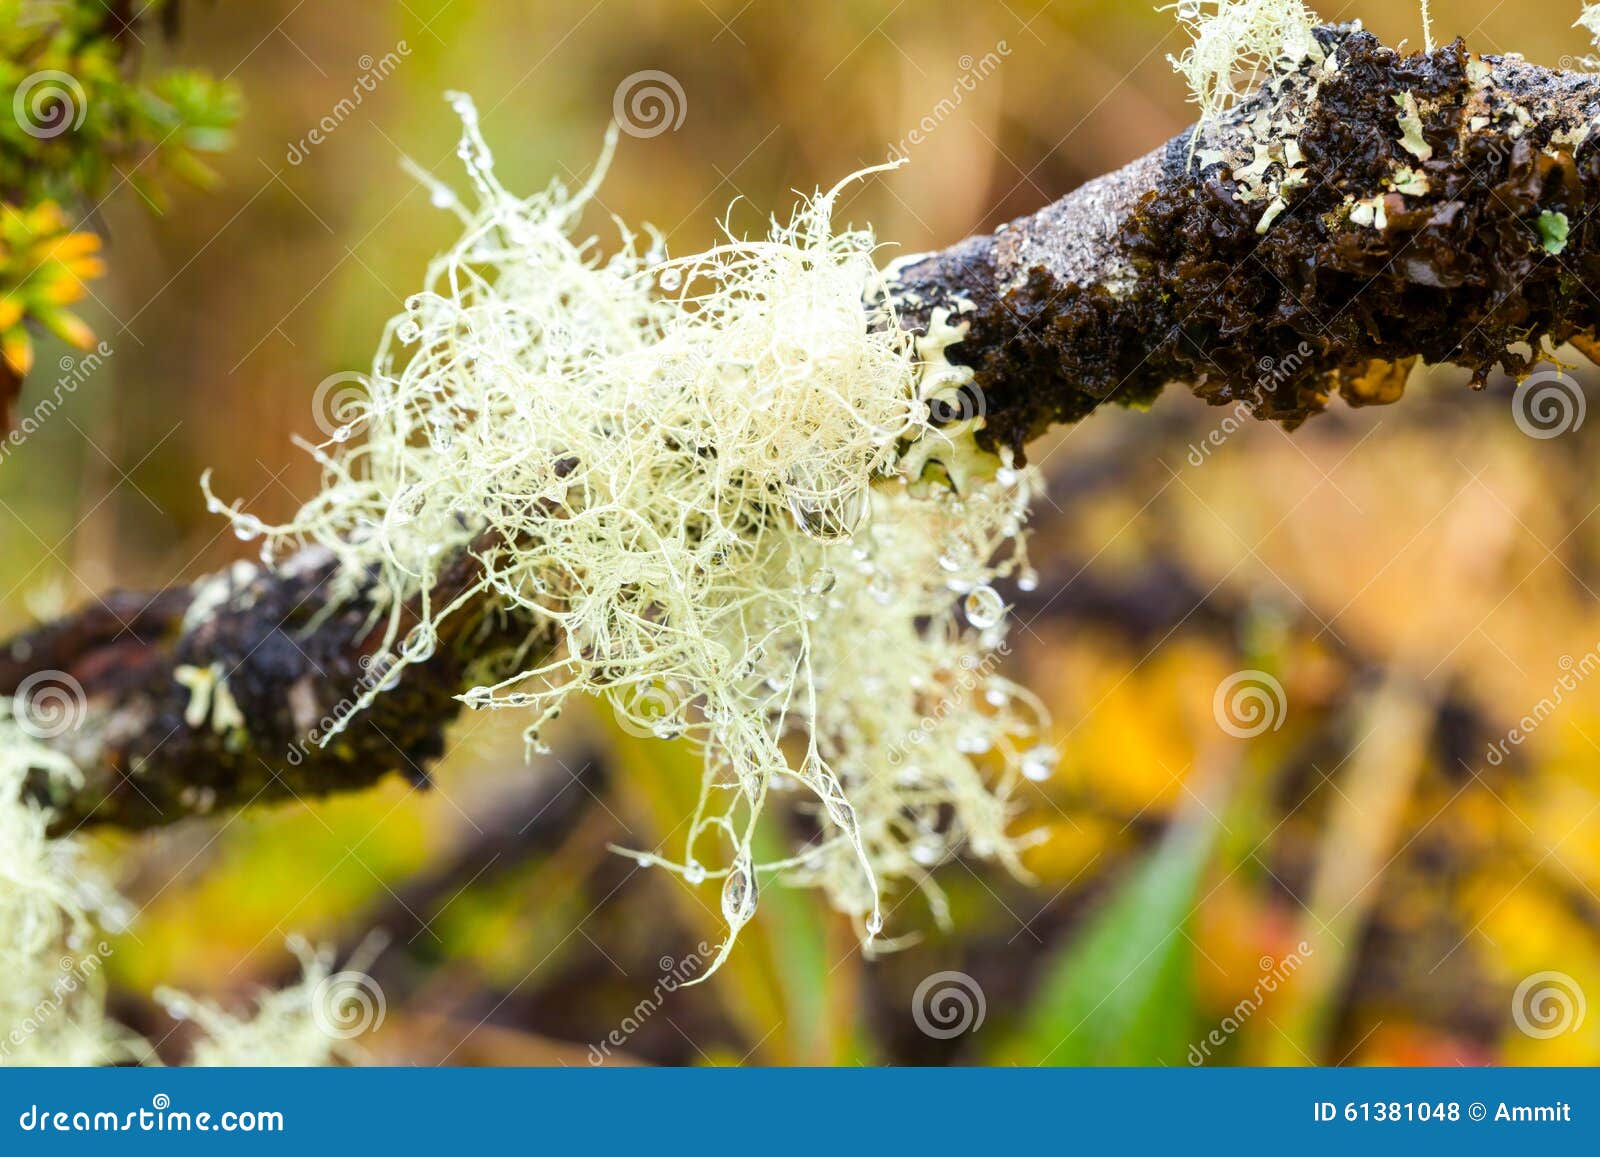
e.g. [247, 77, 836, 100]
[208, 94, 1053, 976]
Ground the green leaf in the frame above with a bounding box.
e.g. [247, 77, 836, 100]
[995, 812, 1220, 1066]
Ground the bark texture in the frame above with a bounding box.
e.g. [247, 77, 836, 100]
[11, 25, 1600, 832]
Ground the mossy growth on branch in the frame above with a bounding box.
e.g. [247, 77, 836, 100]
[209, 96, 1056, 974]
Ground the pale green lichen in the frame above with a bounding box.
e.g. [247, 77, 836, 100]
[0, 712, 136, 1067]
[1163, 0, 1323, 134]
[1, 706, 367, 1066]
[1387, 165, 1430, 196]
[1578, 4, 1600, 69]
[1395, 91, 1433, 162]
[207, 94, 1052, 973]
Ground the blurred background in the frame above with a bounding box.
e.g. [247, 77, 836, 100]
[4, 0, 1600, 1065]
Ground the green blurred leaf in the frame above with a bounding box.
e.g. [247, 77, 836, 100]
[996, 811, 1219, 1066]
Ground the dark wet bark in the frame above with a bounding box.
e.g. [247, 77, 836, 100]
[10, 24, 1599, 833]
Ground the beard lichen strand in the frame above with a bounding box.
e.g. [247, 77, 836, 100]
[0, 712, 356, 1065]
[205, 94, 1053, 973]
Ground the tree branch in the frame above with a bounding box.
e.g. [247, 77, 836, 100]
[892, 25, 1600, 455]
[10, 24, 1597, 832]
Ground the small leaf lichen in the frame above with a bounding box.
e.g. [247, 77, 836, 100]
[208, 95, 1054, 975]
[1539, 209, 1571, 254]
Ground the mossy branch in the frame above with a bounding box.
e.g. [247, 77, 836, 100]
[11, 24, 1600, 834]
[893, 25, 1600, 455]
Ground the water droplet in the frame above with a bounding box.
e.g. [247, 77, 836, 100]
[684, 860, 706, 885]
[964, 584, 1005, 630]
[232, 514, 264, 541]
[807, 568, 836, 596]
[910, 838, 942, 866]
[956, 727, 992, 754]
[330, 424, 354, 444]
[865, 910, 883, 936]
[659, 267, 683, 292]
[397, 320, 422, 343]
[1017, 567, 1039, 593]
[402, 626, 436, 663]
[721, 857, 757, 924]
[1020, 744, 1058, 782]
[938, 541, 975, 573]
[984, 681, 1010, 707]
